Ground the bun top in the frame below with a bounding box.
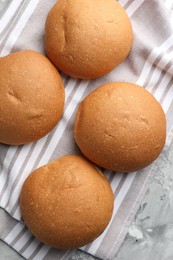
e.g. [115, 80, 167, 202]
[0, 50, 64, 145]
[74, 82, 166, 172]
[20, 155, 114, 249]
[45, 0, 133, 79]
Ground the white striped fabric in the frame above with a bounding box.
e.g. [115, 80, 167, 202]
[32, 246, 51, 260]
[1, 0, 173, 260]
[1, 0, 40, 56]
[23, 239, 43, 259]
[165, 0, 173, 9]
[125, 0, 145, 16]
[0, 0, 24, 35]
[5, 223, 25, 244]
[86, 172, 137, 255]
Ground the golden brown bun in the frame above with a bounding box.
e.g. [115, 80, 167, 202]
[74, 82, 166, 172]
[0, 50, 65, 145]
[45, 0, 133, 79]
[20, 155, 114, 249]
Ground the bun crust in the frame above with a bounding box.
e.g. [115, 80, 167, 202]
[0, 50, 65, 145]
[20, 155, 114, 249]
[74, 82, 166, 172]
[45, 0, 133, 79]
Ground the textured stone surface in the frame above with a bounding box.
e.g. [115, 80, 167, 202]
[0, 240, 24, 260]
[115, 140, 173, 260]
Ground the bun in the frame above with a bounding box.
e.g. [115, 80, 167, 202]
[45, 0, 133, 79]
[74, 82, 166, 172]
[0, 50, 65, 145]
[20, 155, 114, 249]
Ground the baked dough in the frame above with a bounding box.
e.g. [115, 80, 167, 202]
[0, 50, 65, 145]
[74, 82, 166, 172]
[45, 0, 133, 79]
[20, 155, 114, 248]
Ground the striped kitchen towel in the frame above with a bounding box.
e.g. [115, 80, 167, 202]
[1, 0, 173, 259]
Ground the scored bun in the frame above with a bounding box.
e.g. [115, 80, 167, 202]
[74, 82, 166, 172]
[45, 0, 133, 79]
[0, 50, 65, 145]
[20, 155, 114, 249]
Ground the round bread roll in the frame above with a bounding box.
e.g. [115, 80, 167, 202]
[20, 155, 114, 249]
[74, 82, 166, 172]
[0, 50, 65, 145]
[45, 0, 133, 79]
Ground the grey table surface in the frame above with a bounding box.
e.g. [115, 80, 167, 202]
[1, 1, 173, 260]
